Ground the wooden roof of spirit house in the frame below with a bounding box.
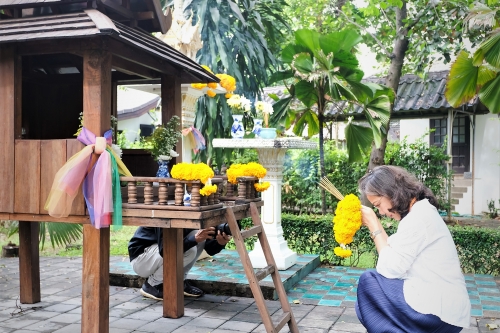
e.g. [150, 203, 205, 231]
[0, 0, 218, 216]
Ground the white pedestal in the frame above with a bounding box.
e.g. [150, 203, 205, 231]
[212, 138, 317, 270]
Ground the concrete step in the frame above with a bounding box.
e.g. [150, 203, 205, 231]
[452, 199, 459, 204]
[451, 187, 468, 194]
[453, 179, 472, 187]
[109, 249, 321, 300]
[452, 193, 464, 199]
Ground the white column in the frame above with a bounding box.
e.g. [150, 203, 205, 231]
[248, 148, 297, 270]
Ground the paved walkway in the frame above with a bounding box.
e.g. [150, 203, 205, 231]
[0, 256, 498, 333]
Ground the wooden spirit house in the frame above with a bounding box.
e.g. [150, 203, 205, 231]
[0, 0, 221, 331]
[0, 2, 299, 332]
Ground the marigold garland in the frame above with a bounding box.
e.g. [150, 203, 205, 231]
[226, 162, 267, 184]
[334, 247, 352, 258]
[190, 67, 236, 99]
[171, 162, 214, 184]
[199, 184, 217, 196]
[254, 182, 270, 192]
[333, 194, 362, 258]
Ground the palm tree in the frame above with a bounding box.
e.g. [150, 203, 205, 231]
[446, 3, 500, 114]
[269, 29, 394, 213]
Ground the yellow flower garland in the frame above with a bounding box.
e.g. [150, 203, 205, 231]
[171, 162, 214, 184]
[199, 184, 217, 196]
[190, 66, 236, 99]
[332, 194, 362, 258]
[171, 162, 217, 198]
[226, 162, 267, 184]
[254, 182, 270, 192]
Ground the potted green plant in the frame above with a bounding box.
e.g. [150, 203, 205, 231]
[147, 116, 182, 177]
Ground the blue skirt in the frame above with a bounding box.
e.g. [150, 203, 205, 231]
[355, 270, 463, 333]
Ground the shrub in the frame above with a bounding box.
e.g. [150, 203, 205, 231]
[281, 135, 451, 215]
[385, 135, 451, 210]
[281, 141, 366, 214]
[279, 214, 499, 276]
[450, 226, 500, 275]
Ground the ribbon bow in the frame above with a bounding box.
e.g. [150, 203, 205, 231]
[182, 126, 206, 153]
[44, 127, 132, 229]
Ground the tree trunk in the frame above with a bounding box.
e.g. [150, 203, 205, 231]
[318, 113, 327, 214]
[366, 2, 410, 172]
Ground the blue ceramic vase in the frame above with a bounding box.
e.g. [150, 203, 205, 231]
[156, 159, 171, 178]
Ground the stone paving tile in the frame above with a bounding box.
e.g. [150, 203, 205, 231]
[1, 256, 498, 333]
[21, 320, 67, 332]
[48, 313, 81, 324]
[297, 318, 336, 329]
[218, 319, 259, 332]
[109, 318, 150, 330]
[43, 304, 79, 313]
[199, 309, 239, 320]
[51, 323, 81, 333]
[329, 322, 366, 333]
[183, 317, 226, 328]
[0, 318, 41, 329]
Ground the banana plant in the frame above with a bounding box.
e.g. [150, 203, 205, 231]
[269, 28, 394, 213]
[445, 3, 500, 114]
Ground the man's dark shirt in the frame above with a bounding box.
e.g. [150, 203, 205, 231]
[128, 227, 225, 262]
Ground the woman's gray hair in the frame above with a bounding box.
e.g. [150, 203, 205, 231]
[358, 165, 438, 218]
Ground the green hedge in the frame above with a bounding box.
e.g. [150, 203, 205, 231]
[450, 226, 500, 275]
[280, 214, 500, 276]
[225, 215, 500, 276]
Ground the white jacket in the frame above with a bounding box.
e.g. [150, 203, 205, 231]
[377, 199, 471, 328]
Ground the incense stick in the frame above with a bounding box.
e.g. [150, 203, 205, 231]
[319, 177, 344, 201]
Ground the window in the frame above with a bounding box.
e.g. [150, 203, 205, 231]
[430, 118, 447, 146]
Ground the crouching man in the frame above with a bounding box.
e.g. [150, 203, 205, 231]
[128, 226, 230, 300]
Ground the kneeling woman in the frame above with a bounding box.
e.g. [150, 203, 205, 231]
[356, 166, 470, 332]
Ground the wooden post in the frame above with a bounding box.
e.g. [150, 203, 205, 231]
[81, 48, 111, 333]
[163, 228, 184, 318]
[0, 47, 16, 213]
[161, 73, 182, 162]
[19, 222, 40, 303]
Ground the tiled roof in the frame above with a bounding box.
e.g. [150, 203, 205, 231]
[0, 9, 218, 84]
[263, 71, 488, 121]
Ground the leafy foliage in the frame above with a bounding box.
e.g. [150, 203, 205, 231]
[281, 214, 500, 275]
[446, 3, 500, 113]
[282, 134, 451, 213]
[190, 0, 289, 166]
[450, 226, 500, 275]
[146, 116, 181, 161]
[281, 141, 367, 214]
[384, 134, 452, 210]
[280, 213, 398, 265]
[7, 221, 82, 250]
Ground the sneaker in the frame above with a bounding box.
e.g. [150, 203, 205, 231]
[184, 281, 204, 297]
[140, 281, 163, 300]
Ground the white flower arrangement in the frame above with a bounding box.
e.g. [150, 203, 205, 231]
[227, 94, 251, 115]
[255, 101, 274, 127]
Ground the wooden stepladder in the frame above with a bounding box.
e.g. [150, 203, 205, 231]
[224, 202, 299, 333]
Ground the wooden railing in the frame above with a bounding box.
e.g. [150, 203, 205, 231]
[119, 176, 261, 211]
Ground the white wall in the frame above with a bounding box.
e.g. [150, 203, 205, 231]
[399, 118, 430, 142]
[118, 112, 158, 144]
[472, 114, 500, 215]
